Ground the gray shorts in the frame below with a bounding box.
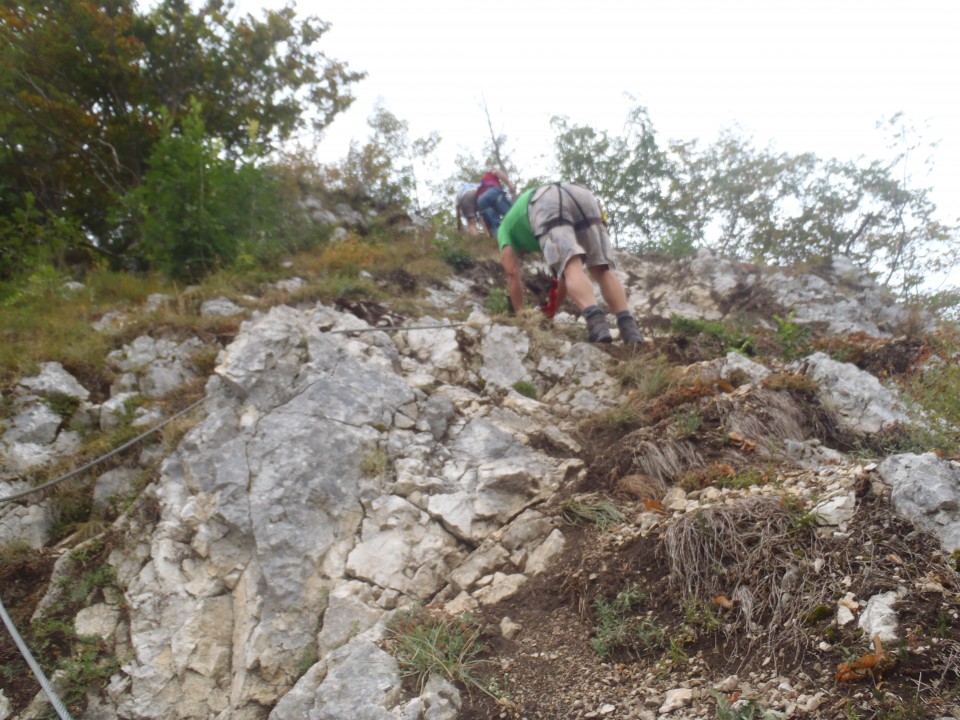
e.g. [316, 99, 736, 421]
[456, 188, 479, 220]
[528, 183, 616, 277]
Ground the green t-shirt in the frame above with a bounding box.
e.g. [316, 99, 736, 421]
[496, 189, 540, 254]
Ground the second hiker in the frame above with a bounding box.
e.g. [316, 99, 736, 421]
[475, 168, 516, 235]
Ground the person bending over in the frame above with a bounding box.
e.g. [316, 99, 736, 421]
[497, 181, 644, 344]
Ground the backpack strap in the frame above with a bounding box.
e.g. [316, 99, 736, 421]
[536, 183, 604, 234]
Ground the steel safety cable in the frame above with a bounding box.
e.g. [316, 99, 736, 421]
[0, 396, 206, 505]
[323, 322, 468, 334]
[1, 326, 460, 503]
[0, 594, 75, 720]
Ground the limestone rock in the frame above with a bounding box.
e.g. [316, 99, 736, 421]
[879, 453, 960, 551]
[17, 361, 90, 401]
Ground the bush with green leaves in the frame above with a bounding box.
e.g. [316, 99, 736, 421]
[895, 333, 960, 456]
[0, 194, 87, 292]
[773, 310, 812, 359]
[591, 584, 665, 659]
[385, 608, 500, 700]
[119, 101, 316, 282]
[669, 315, 755, 355]
[438, 245, 476, 272]
[486, 287, 511, 315]
[118, 102, 239, 281]
[511, 380, 538, 399]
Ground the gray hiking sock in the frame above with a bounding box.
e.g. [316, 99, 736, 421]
[615, 311, 644, 344]
[584, 306, 612, 343]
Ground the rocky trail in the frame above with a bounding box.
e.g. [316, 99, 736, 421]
[2, 249, 959, 720]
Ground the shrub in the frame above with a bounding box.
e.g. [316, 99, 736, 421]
[439, 246, 475, 272]
[559, 499, 625, 531]
[385, 608, 499, 700]
[591, 584, 665, 659]
[0, 195, 87, 290]
[773, 310, 812, 359]
[486, 288, 511, 316]
[670, 315, 755, 355]
[511, 380, 538, 399]
[121, 103, 241, 281]
[119, 100, 311, 282]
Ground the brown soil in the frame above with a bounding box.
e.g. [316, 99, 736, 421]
[456, 493, 960, 720]
[0, 549, 59, 708]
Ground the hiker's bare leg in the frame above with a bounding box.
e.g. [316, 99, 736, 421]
[590, 265, 629, 314]
[500, 246, 525, 311]
[561, 256, 601, 310]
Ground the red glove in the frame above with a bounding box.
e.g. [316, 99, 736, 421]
[540, 278, 560, 318]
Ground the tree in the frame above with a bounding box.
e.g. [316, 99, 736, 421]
[551, 105, 674, 248]
[0, 0, 363, 263]
[331, 103, 440, 213]
[548, 104, 957, 297]
[669, 125, 956, 297]
[479, 98, 521, 185]
[0, 0, 149, 247]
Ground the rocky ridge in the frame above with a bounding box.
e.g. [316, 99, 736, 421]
[1, 249, 958, 720]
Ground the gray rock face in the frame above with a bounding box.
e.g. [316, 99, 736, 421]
[0, 480, 54, 549]
[13, 248, 949, 720]
[797, 352, 909, 434]
[144, 294, 174, 312]
[268, 638, 400, 720]
[346, 495, 466, 599]
[879, 453, 960, 551]
[100, 392, 139, 432]
[17, 361, 90, 401]
[94, 299, 592, 719]
[106, 336, 205, 399]
[4, 403, 62, 445]
[625, 249, 754, 323]
[93, 468, 139, 517]
[200, 297, 244, 317]
[620, 250, 930, 339]
[762, 258, 934, 337]
[479, 325, 531, 389]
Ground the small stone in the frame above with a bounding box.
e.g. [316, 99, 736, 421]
[500, 616, 521, 640]
[658, 688, 693, 713]
[716, 675, 739, 693]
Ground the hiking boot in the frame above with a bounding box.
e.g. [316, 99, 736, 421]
[616, 314, 644, 344]
[585, 310, 612, 343]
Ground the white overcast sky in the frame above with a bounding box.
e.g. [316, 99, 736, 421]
[244, 0, 959, 262]
[237, 0, 960, 284]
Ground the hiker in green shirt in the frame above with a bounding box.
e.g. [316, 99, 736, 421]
[497, 182, 644, 344]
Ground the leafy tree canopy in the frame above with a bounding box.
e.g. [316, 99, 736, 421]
[551, 104, 958, 298]
[0, 0, 363, 263]
[325, 103, 440, 214]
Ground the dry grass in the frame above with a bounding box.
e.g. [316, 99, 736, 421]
[616, 473, 668, 501]
[615, 354, 676, 397]
[712, 388, 808, 455]
[664, 495, 829, 661]
[559, 497, 626, 531]
[509, 307, 569, 358]
[587, 428, 707, 489]
[663, 493, 960, 679]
